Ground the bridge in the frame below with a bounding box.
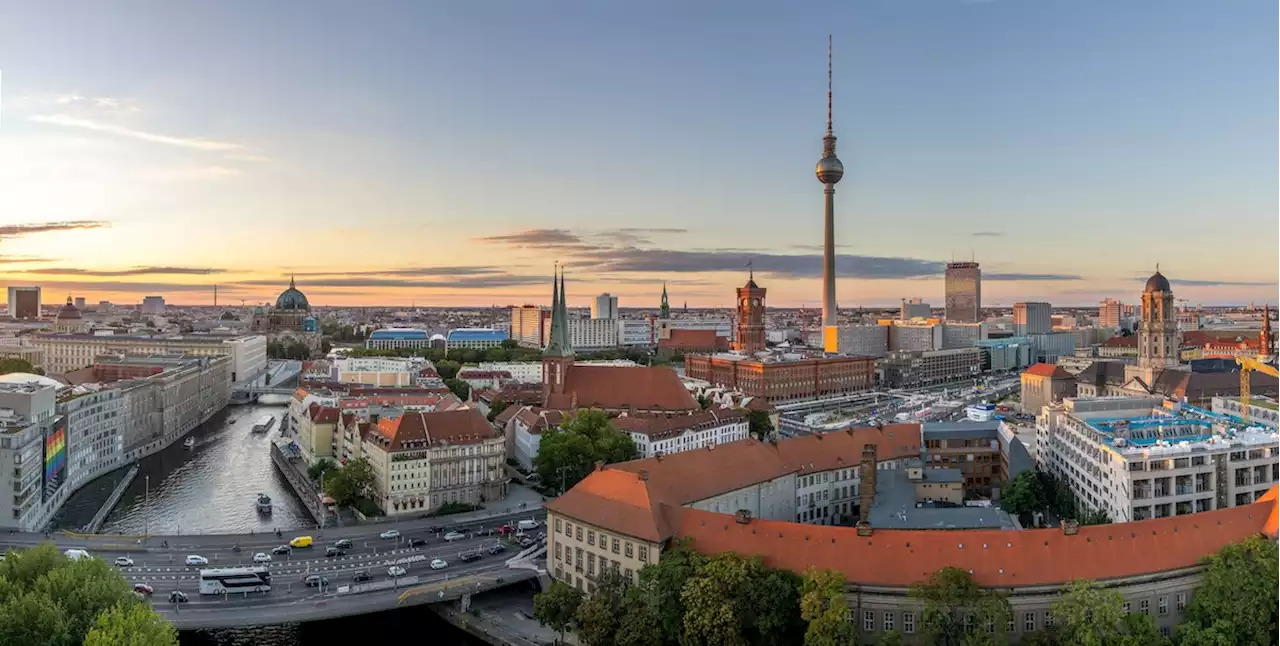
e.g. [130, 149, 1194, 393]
[1, 508, 549, 630]
[233, 385, 299, 397]
[231, 360, 303, 400]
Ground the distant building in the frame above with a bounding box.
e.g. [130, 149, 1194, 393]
[542, 318, 617, 352]
[445, 328, 507, 352]
[686, 353, 874, 404]
[0, 341, 44, 371]
[617, 319, 655, 347]
[878, 347, 984, 389]
[733, 273, 767, 354]
[6, 286, 41, 320]
[592, 293, 619, 320]
[53, 297, 86, 334]
[1020, 363, 1077, 416]
[365, 328, 432, 350]
[614, 408, 750, 458]
[899, 298, 931, 320]
[510, 305, 550, 349]
[1099, 298, 1124, 329]
[974, 337, 1033, 372]
[141, 296, 166, 315]
[944, 262, 981, 322]
[30, 332, 264, 377]
[1027, 331, 1078, 363]
[1013, 302, 1051, 336]
[334, 356, 425, 387]
[73, 297, 86, 310]
[837, 324, 888, 358]
[656, 328, 728, 360]
[0, 379, 64, 531]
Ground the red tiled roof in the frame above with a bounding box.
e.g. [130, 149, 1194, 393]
[369, 407, 499, 452]
[545, 469, 670, 542]
[458, 370, 514, 379]
[1103, 336, 1138, 347]
[493, 404, 525, 426]
[546, 365, 698, 412]
[658, 329, 726, 350]
[1023, 363, 1074, 379]
[306, 403, 340, 424]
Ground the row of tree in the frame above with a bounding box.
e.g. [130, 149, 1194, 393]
[266, 339, 313, 360]
[535, 535, 1278, 646]
[1003, 469, 1111, 527]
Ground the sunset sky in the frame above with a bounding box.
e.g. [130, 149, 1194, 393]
[1, 1, 1276, 309]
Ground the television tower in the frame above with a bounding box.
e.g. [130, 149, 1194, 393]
[815, 35, 844, 353]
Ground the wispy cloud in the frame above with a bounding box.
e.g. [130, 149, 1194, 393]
[0, 256, 59, 265]
[18, 266, 224, 277]
[475, 229, 583, 247]
[985, 273, 1082, 281]
[237, 275, 548, 290]
[0, 221, 110, 238]
[1164, 278, 1277, 287]
[30, 114, 243, 151]
[289, 266, 505, 278]
[972, 231, 1002, 237]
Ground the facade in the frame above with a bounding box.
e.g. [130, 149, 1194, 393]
[362, 408, 507, 515]
[944, 261, 982, 323]
[941, 322, 987, 349]
[509, 407, 564, 470]
[1100, 298, 1124, 329]
[733, 273, 767, 354]
[685, 353, 875, 403]
[975, 337, 1034, 372]
[1027, 331, 1077, 363]
[141, 296, 166, 315]
[220, 334, 267, 383]
[613, 408, 749, 458]
[510, 306, 550, 349]
[592, 294, 619, 320]
[366, 328, 432, 350]
[655, 318, 732, 345]
[921, 421, 1022, 495]
[59, 388, 124, 491]
[899, 298, 931, 320]
[0, 341, 44, 371]
[656, 328, 727, 360]
[251, 278, 311, 334]
[838, 324, 888, 358]
[542, 318, 618, 352]
[30, 332, 262, 376]
[878, 347, 983, 389]
[881, 319, 942, 352]
[1211, 396, 1280, 428]
[0, 380, 63, 531]
[445, 328, 507, 352]
[334, 356, 424, 387]
[1020, 363, 1077, 416]
[617, 319, 654, 347]
[1013, 302, 1051, 336]
[1137, 270, 1180, 373]
[6, 286, 41, 320]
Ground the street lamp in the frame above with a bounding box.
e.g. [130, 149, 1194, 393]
[143, 475, 150, 539]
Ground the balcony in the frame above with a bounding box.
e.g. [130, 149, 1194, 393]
[1175, 485, 1192, 496]
[1153, 488, 1168, 498]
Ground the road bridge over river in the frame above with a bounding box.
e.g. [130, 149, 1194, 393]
[0, 509, 547, 629]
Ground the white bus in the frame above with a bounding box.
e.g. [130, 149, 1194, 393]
[198, 566, 272, 595]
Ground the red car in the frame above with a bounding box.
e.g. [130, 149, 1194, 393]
[498, 524, 515, 535]
[133, 583, 154, 596]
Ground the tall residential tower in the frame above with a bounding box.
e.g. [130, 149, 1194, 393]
[944, 262, 982, 323]
[815, 35, 844, 353]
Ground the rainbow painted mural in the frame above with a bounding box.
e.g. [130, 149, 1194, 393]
[44, 427, 66, 488]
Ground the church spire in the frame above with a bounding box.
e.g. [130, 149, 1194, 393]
[544, 264, 574, 358]
[660, 283, 670, 319]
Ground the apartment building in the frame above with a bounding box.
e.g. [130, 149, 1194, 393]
[362, 408, 507, 515]
[0, 380, 64, 531]
[921, 421, 1026, 495]
[542, 318, 618, 352]
[334, 356, 426, 387]
[511, 306, 551, 349]
[878, 347, 983, 388]
[612, 408, 750, 458]
[30, 332, 263, 379]
[58, 388, 124, 492]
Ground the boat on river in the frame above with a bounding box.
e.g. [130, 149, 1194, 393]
[251, 415, 275, 434]
[256, 493, 272, 515]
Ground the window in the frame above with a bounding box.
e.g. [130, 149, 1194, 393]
[1139, 600, 1149, 615]
[965, 614, 975, 632]
[883, 612, 894, 633]
[1045, 611, 1053, 629]
[1175, 593, 1186, 612]
[554, 543, 561, 559]
[639, 546, 649, 562]
[576, 526, 583, 541]
[587, 530, 595, 546]
[1122, 602, 1130, 614]
[986, 619, 995, 634]
[1007, 618, 1015, 633]
[625, 542, 634, 558]
[624, 567, 633, 581]
[903, 612, 915, 634]
[1024, 612, 1035, 633]
[612, 538, 620, 554]
[565, 521, 573, 536]
[587, 552, 595, 575]
[863, 611, 874, 632]
[1158, 596, 1168, 616]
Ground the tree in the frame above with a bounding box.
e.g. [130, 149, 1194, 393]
[1177, 535, 1279, 646]
[575, 568, 629, 646]
[615, 588, 664, 646]
[83, 602, 179, 646]
[533, 581, 583, 645]
[0, 543, 176, 646]
[485, 347, 509, 362]
[743, 568, 805, 646]
[323, 457, 376, 507]
[1002, 470, 1047, 519]
[877, 631, 903, 646]
[0, 358, 35, 376]
[747, 410, 775, 442]
[1079, 508, 1112, 526]
[533, 409, 637, 494]
[1049, 580, 1126, 646]
[799, 567, 856, 646]
[909, 567, 1011, 646]
[487, 400, 510, 422]
[680, 553, 757, 646]
[632, 539, 702, 646]
[444, 378, 472, 400]
[307, 458, 338, 481]
[436, 360, 461, 380]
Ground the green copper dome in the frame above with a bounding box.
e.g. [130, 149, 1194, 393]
[275, 276, 310, 311]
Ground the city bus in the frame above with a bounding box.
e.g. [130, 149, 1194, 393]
[198, 566, 272, 595]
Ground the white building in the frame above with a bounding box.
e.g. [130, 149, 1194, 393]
[900, 298, 931, 319]
[838, 324, 888, 358]
[593, 294, 619, 320]
[618, 319, 655, 347]
[60, 388, 125, 491]
[612, 409, 750, 458]
[0, 379, 65, 531]
[334, 356, 425, 387]
[1038, 396, 1278, 523]
[365, 328, 434, 350]
[141, 296, 166, 315]
[30, 332, 261, 376]
[1211, 396, 1280, 428]
[543, 319, 618, 352]
[478, 359, 641, 385]
[445, 328, 507, 352]
[220, 334, 267, 383]
[510, 408, 564, 471]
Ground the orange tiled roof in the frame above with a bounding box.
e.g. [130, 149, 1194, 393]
[369, 407, 499, 452]
[546, 365, 698, 412]
[306, 403, 340, 424]
[1103, 336, 1138, 348]
[658, 329, 725, 350]
[545, 468, 671, 542]
[1023, 363, 1073, 379]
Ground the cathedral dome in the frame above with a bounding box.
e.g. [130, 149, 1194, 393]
[1144, 271, 1171, 294]
[56, 296, 82, 320]
[275, 277, 310, 311]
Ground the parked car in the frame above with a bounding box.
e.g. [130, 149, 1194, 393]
[325, 547, 345, 558]
[443, 531, 465, 542]
[459, 551, 482, 563]
[518, 537, 534, 548]
[132, 583, 153, 597]
[253, 552, 272, 563]
[272, 545, 292, 555]
[185, 555, 208, 566]
[407, 537, 427, 548]
[303, 574, 327, 588]
[113, 557, 134, 567]
[169, 591, 188, 603]
[379, 529, 401, 540]
[429, 558, 448, 570]
[352, 570, 371, 583]
[486, 544, 506, 555]
[387, 565, 407, 577]
[334, 539, 353, 549]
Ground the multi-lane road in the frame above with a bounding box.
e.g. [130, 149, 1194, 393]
[0, 509, 548, 629]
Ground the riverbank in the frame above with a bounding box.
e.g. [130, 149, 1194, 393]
[432, 587, 568, 646]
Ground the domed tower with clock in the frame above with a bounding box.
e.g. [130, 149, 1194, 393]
[734, 267, 767, 354]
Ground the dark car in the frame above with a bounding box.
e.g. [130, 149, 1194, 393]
[272, 545, 292, 555]
[325, 547, 345, 558]
[303, 575, 327, 588]
[459, 551, 482, 563]
[351, 570, 371, 583]
[427, 525, 444, 534]
[407, 537, 427, 548]
[334, 539, 353, 549]
[169, 591, 188, 603]
[486, 544, 506, 555]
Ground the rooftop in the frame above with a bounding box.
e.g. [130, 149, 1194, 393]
[869, 468, 1015, 530]
[369, 328, 429, 340]
[446, 328, 508, 341]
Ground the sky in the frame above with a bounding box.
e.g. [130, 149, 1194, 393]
[0, 0, 1276, 309]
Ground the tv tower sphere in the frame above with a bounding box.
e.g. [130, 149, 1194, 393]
[816, 153, 844, 185]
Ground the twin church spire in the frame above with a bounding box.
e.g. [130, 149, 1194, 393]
[544, 264, 575, 358]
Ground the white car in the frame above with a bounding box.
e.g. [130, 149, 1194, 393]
[443, 531, 465, 542]
[387, 565, 407, 577]
[185, 555, 208, 566]
[430, 558, 448, 570]
[253, 552, 271, 563]
[379, 529, 401, 540]
[113, 557, 133, 567]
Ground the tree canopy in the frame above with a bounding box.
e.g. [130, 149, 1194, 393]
[323, 457, 376, 507]
[533, 581, 582, 644]
[908, 566, 1011, 646]
[444, 377, 471, 401]
[0, 543, 177, 646]
[533, 409, 637, 494]
[799, 567, 856, 646]
[1001, 470, 1047, 520]
[0, 358, 35, 376]
[746, 410, 775, 442]
[1177, 535, 1278, 646]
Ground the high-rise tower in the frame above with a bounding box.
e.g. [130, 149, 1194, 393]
[543, 265, 575, 399]
[815, 35, 844, 354]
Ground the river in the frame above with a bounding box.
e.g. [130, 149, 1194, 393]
[50, 397, 484, 646]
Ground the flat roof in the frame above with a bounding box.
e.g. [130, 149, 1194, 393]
[869, 468, 1017, 530]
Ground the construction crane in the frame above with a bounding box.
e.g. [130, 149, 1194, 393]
[1235, 355, 1279, 424]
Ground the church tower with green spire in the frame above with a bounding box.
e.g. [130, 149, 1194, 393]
[543, 265, 576, 400]
[660, 283, 670, 319]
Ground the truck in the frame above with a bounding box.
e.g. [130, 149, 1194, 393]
[517, 519, 540, 531]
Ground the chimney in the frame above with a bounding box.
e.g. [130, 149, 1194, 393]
[735, 509, 752, 525]
[858, 443, 878, 523]
[637, 469, 648, 481]
[856, 521, 873, 537]
[1062, 519, 1080, 536]
[655, 451, 664, 462]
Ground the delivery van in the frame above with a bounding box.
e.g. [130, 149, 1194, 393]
[289, 536, 314, 548]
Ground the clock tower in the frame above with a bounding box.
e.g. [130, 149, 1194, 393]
[734, 269, 767, 354]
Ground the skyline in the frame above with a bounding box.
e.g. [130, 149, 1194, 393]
[1, 1, 1276, 308]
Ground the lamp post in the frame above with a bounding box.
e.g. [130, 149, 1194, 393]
[143, 475, 150, 539]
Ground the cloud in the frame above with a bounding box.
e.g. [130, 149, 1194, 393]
[235, 275, 549, 290]
[290, 266, 505, 278]
[0, 221, 110, 238]
[985, 273, 1082, 281]
[972, 231, 1002, 237]
[474, 229, 583, 247]
[22, 280, 233, 294]
[18, 266, 224, 277]
[30, 114, 243, 151]
[477, 227, 689, 249]
[144, 166, 243, 181]
[1165, 278, 1277, 287]
[0, 256, 59, 265]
